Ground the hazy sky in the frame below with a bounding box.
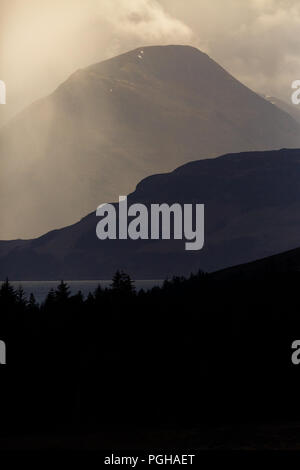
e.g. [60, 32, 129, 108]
[1, 0, 300, 125]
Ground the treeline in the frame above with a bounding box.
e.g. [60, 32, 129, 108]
[0, 269, 300, 435]
[0, 270, 136, 311]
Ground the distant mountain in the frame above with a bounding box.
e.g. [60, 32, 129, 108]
[1, 45, 300, 239]
[1, 148, 300, 280]
[262, 94, 300, 124]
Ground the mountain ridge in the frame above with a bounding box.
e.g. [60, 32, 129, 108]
[0, 147, 300, 280]
[1, 45, 300, 239]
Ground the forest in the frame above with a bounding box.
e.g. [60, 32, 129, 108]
[0, 266, 299, 438]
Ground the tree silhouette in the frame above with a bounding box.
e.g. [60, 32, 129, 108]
[28, 293, 38, 311]
[16, 286, 27, 308]
[55, 281, 71, 303]
[0, 278, 16, 302]
[111, 270, 135, 295]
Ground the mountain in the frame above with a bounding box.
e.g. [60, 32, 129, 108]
[1, 45, 300, 239]
[263, 94, 300, 124]
[212, 246, 300, 280]
[1, 147, 300, 280]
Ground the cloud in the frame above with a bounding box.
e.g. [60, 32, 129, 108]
[1, 0, 300, 125]
[159, 0, 300, 101]
[0, 0, 193, 125]
[100, 0, 193, 43]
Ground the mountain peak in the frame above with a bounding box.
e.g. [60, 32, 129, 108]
[2, 45, 300, 239]
[83, 44, 223, 90]
[87, 44, 209, 70]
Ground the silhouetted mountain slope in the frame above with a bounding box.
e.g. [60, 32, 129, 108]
[212, 246, 300, 280]
[0, 148, 300, 280]
[1, 45, 300, 239]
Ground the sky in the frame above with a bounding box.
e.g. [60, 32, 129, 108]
[1, 0, 300, 125]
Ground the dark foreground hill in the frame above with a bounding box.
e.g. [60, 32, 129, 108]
[213, 246, 300, 280]
[0, 249, 300, 445]
[1, 45, 300, 239]
[1, 148, 300, 280]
